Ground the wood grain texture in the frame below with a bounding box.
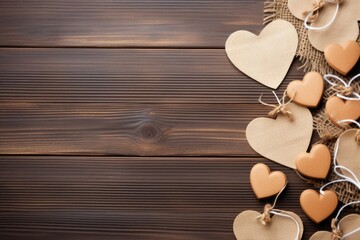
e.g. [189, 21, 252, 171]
[0, 103, 266, 155]
[0, 156, 329, 240]
[0, 48, 303, 103]
[0, 0, 263, 47]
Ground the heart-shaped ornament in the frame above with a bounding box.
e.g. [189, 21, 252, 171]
[295, 144, 331, 179]
[250, 163, 287, 199]
[337, 129, 360, 180]
[324, 41, 360, 75]
[286, 71, 324, 107]
[288, 0, 359, 51]
[325, 96, 360, 125]
[246, 103, 313, 169]
[310, 214, 360, 240]
[225, 19, 298, 89]
[300, 189, 338, 223]
[233, 210, 303, 240]
[307, 0, 359, 51]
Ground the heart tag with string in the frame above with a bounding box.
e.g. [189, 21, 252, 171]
[246, 92, 313, 169]
[310, 200, 360, 240]
[288, 0, 359, 51]
[310, 214, 360, 240]
[337, 127, 360, 180]
[234, 166, 303, 240]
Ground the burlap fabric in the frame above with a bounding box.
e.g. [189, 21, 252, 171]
[264, 0, 360, 209]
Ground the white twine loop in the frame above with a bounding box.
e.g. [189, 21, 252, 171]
[324, 74, 360, 101]
[304, 0, 341, 30]
[333, 201, 360, 239]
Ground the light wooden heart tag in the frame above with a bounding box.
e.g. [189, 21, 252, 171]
[233, 210, 303, 240]
[310, 214, 360, 240]
[250, 163, 287, 199]
[246, 93, 313, 169]
[288, 0, 359, 51]
[225, 19, 298, 89]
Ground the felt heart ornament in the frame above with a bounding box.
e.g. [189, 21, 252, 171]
[286, 71, 324, 108]
[325, 96, 360, 125]
[225, 19, 298, 89]
[307, 0, 359, 51]
[288, 0, 359, 51]
[337, 129, 360, 180]
[246, 103, 313, 169]
[250, 163, 287, 199]
[295, 144, 331, 179]
[324, 41, 360, 75]
[309, 214, 360, 240]
[300, 189, 338, 223]
[233, 210, 303, 240]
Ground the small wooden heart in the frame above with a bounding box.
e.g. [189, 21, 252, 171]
[225, 19, 298, 89]
[310, 214, 360, 240]
[233, 210, 303, 240]
[325, 96, 360, 125]
[246, 103, 313, 169]
[296, 144, 331, 179]
[286, 71, 324, 108]
[324, 41, 360, 75]
[337, 129, 360, 180]
[300, 189, 338, 223]
[250, 163, 287, 199]
[288, 0, 359, 51]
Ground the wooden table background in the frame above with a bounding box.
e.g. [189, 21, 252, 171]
[0, 0, 342, 239]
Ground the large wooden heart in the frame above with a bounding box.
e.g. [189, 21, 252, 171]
[337, 129, 360, 180]
[246, 103, 313, 169]
[225, 19, 298, 89]
[310, 214, 360, 240]
[233, 210, 303, 240]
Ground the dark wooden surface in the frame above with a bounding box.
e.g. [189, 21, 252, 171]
[0, 1, 334, 239]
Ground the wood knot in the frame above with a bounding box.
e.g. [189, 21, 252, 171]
[138, 122, 161, 141]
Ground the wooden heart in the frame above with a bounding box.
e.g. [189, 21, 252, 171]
[246, 103, 313, 169]
[310, 214, 360, 240]
[296, 144, 331, 179]
[225, 19, 298, 89]
[233, 210, 303, 240]
[324, 41, 360, 75]
[300, 189, 338, 223]
[288, 0, 359, 51]
[325, 96, 360, 125]
[308, 0, 359, 51]
[337, 129, 360, 180]
[250, 163, 287, 199]
[286, 71, 324, 107]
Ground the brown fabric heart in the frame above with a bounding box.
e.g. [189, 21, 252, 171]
[250, 163, 287, 199]
[300, 189, 338, 223]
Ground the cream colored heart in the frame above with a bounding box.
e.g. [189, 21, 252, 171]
[233, 210, 303, 240]
[310, 214, 360, 240]
[246, 103, 313, 169]
[288, 0, 359, 52]
[225, 19, 298, 89]
[337, 129, 360, 180]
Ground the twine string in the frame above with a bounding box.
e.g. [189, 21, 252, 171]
[258, 91, 293, 119]
[303, 0, 343, 30]
[324, 74, 360, 101]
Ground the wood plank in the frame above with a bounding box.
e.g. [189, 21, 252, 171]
[0, 0, 263, 47]
[0, 156, 327, 240]
[0, 102, 271, 155]
[0, 48, 304, 104]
